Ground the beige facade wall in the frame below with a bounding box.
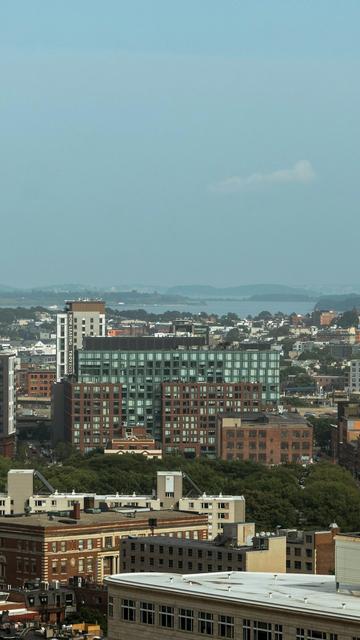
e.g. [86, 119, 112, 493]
[156, 472, 183, 509]
[245, 537, 286, 573]
[7, 470, 34, 514]
[179, 496, 245, 539]
[107, 581, 360, 640]
[336, 535, 360, 590]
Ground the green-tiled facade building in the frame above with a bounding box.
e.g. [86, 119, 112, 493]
[77, 337, 280, 440]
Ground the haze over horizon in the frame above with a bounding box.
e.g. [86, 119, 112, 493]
[1, 1, 359, 288]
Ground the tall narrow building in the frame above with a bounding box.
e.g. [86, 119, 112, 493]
[56, 300, 105, 380]
[0, 351, 16, 457]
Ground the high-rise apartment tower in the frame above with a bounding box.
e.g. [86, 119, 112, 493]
[0, 351, 16, 457]
[56, 300, 105, 381]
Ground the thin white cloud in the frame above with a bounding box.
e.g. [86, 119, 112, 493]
[211, 160, 316, 193]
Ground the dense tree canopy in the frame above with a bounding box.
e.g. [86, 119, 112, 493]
[1, 454, 359, 532]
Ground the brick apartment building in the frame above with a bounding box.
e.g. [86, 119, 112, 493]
[335, 399, 360, 473]
[0, 351, 16, 458]
[0, 508, 208, 588]
[26, 370, 56, 397]
[162, 382, 262, 457]
[54, 380, 122, 452]
[217, 413, 313, 465]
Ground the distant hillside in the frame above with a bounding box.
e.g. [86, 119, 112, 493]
[315, 294, 360, 312]
[0, 284, 19, 292]
[0, 289, 197, 308]
[248, 293, 315, 302]
[30, 283, 95, 293]
[167, 284, 319, 299]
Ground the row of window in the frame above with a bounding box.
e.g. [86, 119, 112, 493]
[52, 558, 93, 574]
[16, 558, 37, 573]
[287, 560, 313, 571]
[50, 538, 95, 552]
[287, 547, 313, 556]
[14, 540, 38, 552]
[81, 352, 278, 363]
[110, 602, 340, 640]
[109, 599, 235, 637]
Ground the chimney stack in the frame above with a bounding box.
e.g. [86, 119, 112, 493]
[72, 502, 81, 520]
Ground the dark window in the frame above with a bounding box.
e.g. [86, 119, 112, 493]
[219, 615, 234, 638]
[159, 605, 174, 628]
[198, 611, 213, 635]
[121, 599, 136, 622]
[179, 608, 194, 632]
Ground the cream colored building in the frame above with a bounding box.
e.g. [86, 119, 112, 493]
[1, 469, 161, 516]
[179, 494, 245, 539]
[2, 470, 247, 544]
[106, 571, 360, 640]
[336, 533, 360, 593]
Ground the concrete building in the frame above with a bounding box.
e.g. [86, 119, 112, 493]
[217, 413, 313, 465]
[0, 351, 16, 457]
[120, 523, 286, 575]
[56, 300, 105, 381]
[335, 533, 360, 593]
[282, 525, 339, 574]
[76, 337, 280, 440]
[0, 508, 208, 588]
[0, 468, 174, 515]
[162, 382, 262, 458]
[179, 493, 245, 539]
[349, 360, 360, 394]
[106, 570, 360, 640]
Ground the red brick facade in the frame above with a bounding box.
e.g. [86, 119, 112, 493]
[63, 381, 122, 452]
[111, 426, 157, 451]
[162, 382, 262, 457]
[0, 511, 208, 588]
[0, 434, 16, 458]
[26, 370, 56, 398]
[217, 415, 313, 465]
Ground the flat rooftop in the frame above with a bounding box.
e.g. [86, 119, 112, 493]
[31, 492, 156, 500]
[180, 495, 245, 501]
[0, 509, 206, 529]
[221, 412, 310, 426]
[82, 336, 207, 351]
[106, 572, 360, 621]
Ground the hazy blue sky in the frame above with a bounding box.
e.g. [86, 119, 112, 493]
[1, 1, 360, 288]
